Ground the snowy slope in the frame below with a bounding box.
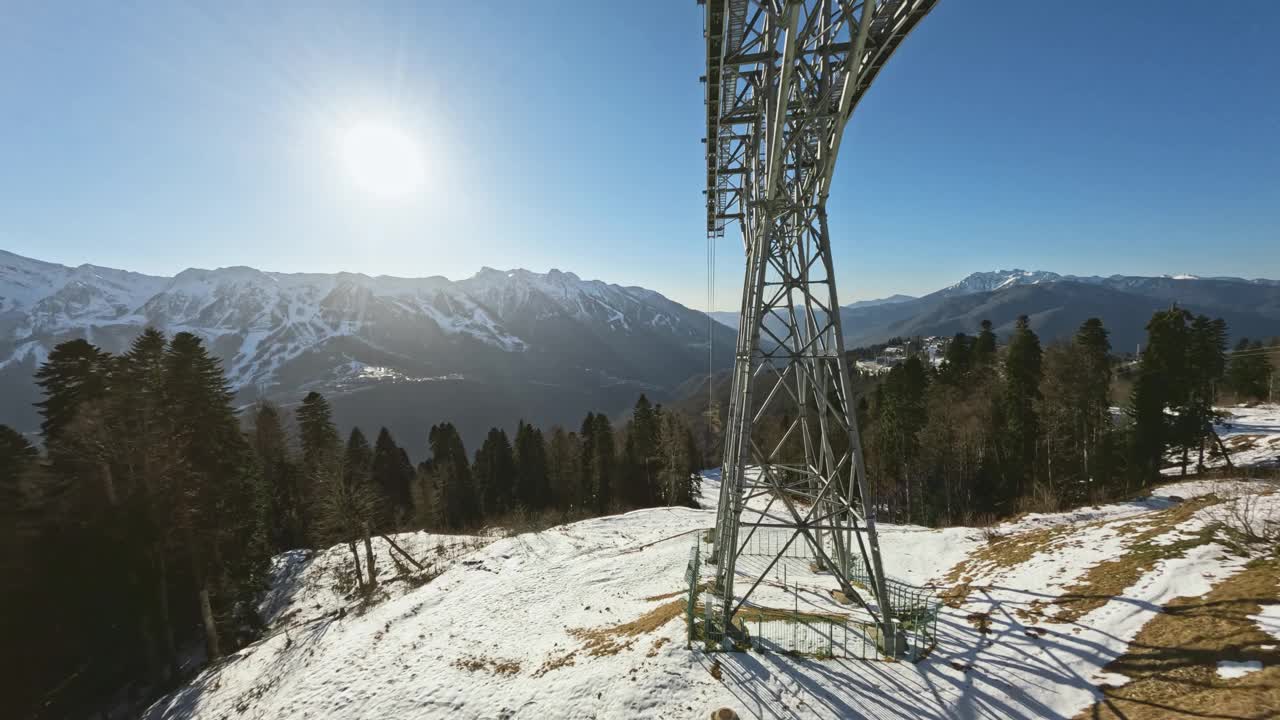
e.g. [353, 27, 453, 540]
[142, 412, 1280, 719]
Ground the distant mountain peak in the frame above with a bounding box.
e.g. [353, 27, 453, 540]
[940, 269, 1062, 297]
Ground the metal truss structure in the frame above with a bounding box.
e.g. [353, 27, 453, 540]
[702, 0, 937, 651]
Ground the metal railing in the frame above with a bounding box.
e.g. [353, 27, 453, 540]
[687, 532, 940, 661]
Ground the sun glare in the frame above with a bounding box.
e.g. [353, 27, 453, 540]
[340, 121, 426, 200]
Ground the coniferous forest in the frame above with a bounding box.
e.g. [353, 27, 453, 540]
[0, 310, 1275, 717]
[0, 329, 702, 719]
[853, 311, 1274, 526]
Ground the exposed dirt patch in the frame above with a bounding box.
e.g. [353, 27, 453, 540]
[1052, 496, 1222, 623]
[533, 650, 577, 678]
[941, 523, 1080, 606]
[647, 637, 670, 657]
[451, 654, 521, 676]
[966, 612, 992, 635]
[1073, 556, 1280, 720]
[643, 589, 685, 602]
[537, 597, 687, 674]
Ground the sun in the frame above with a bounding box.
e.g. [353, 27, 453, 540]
[340, 121, 426, 200]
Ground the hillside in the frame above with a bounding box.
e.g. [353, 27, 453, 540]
[842, 271, 1280, 350]
[0, 250, 735, 452]
[143, 407, 1280, 719]
[708, 270, 1280, 351]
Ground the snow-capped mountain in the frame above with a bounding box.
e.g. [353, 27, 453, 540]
[0, 250, 735, 450]
[935, 269, 1064, 298]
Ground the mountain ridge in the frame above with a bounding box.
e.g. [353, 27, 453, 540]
[0, 249, 736, 453]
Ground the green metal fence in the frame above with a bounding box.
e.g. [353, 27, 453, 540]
[687, 532, 940, 661]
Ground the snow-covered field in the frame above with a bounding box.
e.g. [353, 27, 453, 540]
[144, 408, 1280, 720]
[1161, 404, 1280, 475]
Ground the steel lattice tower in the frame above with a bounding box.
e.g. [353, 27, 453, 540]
[702, 0, 937, 650]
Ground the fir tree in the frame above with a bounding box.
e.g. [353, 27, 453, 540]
[623, 395, 661, 507]
[582, 412, 616, 513]
[473, 427, 515, 516]
[1129, 307, 1192, 484]
[1002, 315, 1043, 505]
[34, 338, 113, 444]
[372, 427, 415, 528]
[972, 319, 998, 367]
[428, 423, 478, 529]
[514, 421, 549, 511]
[295, 391, 339, 544]
[546, 426, 584, 510]
[250, 403, 304, 550]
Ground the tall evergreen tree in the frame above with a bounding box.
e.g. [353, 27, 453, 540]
[514, 421, 550, 511]
[583, 413, 616, 514]
[295, 391, 339, 544]
[546, 426, 584, 510]
[428, 423, 478, 529]
[372, 427, 415, 528]
[1001, 315, 1043, 506]
[622, 395, 661, 507]
[250, 403, 304, 551]
[972, 319, 998, 367]
[163, 332, 269, 658]
[1129, 307, 1192, 484]
[34, 338, 113, 444]
[473, 427, 516, 515]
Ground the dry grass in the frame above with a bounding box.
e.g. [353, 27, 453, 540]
[537, 597, 687, 675]
[941, 524, 1079, 607]
[643, 589, 686, 602]
[1051, 496, 1222, 624]
[451, 654, 521, 676]
[647, 637, 670, 657]
[569, 598, 687, 657]
[1073, 557, 1280, 720]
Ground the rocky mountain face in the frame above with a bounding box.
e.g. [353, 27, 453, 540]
[0, 250, 735, 454]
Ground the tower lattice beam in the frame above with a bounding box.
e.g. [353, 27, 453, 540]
[702, 0, 938, 652]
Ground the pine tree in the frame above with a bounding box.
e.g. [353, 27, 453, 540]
[588, 412, 614, 512]
[34, 338, 113, 444]
[0, 425, 37, 491]
[622, 395, 661, 507]
[547, 426, 584, 510]
[1002, 315, 1043, 507]
[346, 428, 381, 588]
[1129, 307, 1192, 485]
[295, 391, 339, 544]
[473, 427, 515, 516]
[514, 421, 549, 511]
[655, 410, 700, 507]
[163, 331, 268, 658]
[428, 423, 478, 529]
[372, 427, 414, 528]
[972, 320, 997, 367]
[939, 333, 973, 385]
[251, 403, 304, 550]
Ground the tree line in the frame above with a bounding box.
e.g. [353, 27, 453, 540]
[0, 330, 702, 719]
[855, 311, 1274, 526]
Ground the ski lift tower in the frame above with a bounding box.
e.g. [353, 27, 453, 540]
[703, 0, 937, 651]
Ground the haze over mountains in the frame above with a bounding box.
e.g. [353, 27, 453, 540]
[0, 249, 735, 454]
[712, 269, 1280, 352]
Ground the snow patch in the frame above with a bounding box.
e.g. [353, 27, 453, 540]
[1216, 660, 1262, 679]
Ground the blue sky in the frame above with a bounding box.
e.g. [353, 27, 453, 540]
[1, 1, 1276, 310]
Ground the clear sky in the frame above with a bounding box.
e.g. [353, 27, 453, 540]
[1, 1, 1277, 310]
